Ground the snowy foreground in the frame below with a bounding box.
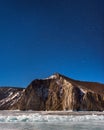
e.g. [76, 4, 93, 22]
[0, 111, 104, 130]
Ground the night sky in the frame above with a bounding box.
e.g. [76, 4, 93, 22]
[0, 0, 104, 87]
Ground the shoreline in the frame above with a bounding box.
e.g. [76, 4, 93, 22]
[0, 110, 104, 116]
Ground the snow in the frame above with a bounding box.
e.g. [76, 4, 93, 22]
[10, 92, 20, 100]
[46, 74, 57, 79]
[0, 89, 23, 107]
[9, 92, 13, 96]
[80, 88, 86, 94]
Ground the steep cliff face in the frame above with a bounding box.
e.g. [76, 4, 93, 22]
[10, 73, 104, 111]
[0, 73, 104, 111]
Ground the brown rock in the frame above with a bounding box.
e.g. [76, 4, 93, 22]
[1, 73, 104, 111]
[12, 73, 104, 111]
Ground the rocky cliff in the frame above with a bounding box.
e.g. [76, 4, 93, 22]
[0, 73, 104, 111]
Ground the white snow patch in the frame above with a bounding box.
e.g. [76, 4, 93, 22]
[46, 74, 57, 79]
[9, 92, 13, 96]
[80, 88, 86, 94]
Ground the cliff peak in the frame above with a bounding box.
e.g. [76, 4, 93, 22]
[47, 73, 62, 79]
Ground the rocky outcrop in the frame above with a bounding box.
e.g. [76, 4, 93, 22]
[0, 87, 24, 110]
[0, 73, 104, 111]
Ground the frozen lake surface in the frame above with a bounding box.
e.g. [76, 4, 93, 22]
[0, 110, 104, 130]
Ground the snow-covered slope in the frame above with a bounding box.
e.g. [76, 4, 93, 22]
[0, 87, 24, 109]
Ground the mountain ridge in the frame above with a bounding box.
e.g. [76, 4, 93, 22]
[0, 73, 104, 111]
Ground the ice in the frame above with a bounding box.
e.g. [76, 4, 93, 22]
[0, 111, 104, 130]
[0, 111, 104, 123]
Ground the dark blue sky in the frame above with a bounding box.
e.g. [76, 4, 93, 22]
[0, 0, 104, 87]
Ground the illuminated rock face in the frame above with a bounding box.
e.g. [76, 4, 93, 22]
[0, 73, 104, 111]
